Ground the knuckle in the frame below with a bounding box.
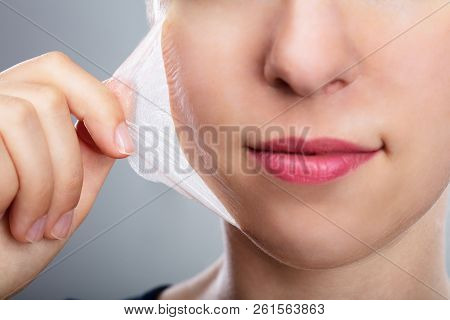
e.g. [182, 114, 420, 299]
[39, 51, 72, 67]
[37, 85, 67, 113]
[4, 97, 36, 126]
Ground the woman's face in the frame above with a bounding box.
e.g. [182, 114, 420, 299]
[162, 0, 450, 268]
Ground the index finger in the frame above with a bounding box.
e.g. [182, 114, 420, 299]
[0, 51, 135, 158]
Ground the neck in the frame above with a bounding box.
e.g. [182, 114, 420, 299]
[212, 192, 449, 299]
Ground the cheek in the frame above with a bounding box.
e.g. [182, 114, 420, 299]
[163, 4, 281, 127]
[378, 20, 450, 189]
[163, 4, 450, 269]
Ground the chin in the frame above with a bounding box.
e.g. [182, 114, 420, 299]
[234, 187, 441, 270]
[239, 214, 377, 270]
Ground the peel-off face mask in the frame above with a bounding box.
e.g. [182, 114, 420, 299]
[110, 5, 239, 228]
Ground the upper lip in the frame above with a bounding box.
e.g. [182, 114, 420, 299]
[247, 137, 382, 155]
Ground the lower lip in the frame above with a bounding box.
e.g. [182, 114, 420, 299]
[248, 150, 378, 184]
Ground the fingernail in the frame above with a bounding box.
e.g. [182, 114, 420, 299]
[51, 210, 74, 240]
[26, 215, 48, 243]
[115, 121, 135, 155]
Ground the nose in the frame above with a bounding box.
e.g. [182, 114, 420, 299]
[264, 0, 360, 98]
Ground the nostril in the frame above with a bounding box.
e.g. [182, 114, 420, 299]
[264, 61, 298, 94]
[272, 77, 347, 97]
[322, 79, 346, 95]
[271, 77, 301, 96]
[272, 77, 289, 89]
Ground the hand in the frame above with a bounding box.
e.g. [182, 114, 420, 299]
[0, 52, 134, 298]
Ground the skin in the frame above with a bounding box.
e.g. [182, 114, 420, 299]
[0, 0, 449, 299]
[160, 0, 450, 299]
[0, 52, 134, 298]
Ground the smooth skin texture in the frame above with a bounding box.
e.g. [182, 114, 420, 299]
[1, 0, 449, 300]
[0, 52, 134, 298]
[160, 0, 450, 299]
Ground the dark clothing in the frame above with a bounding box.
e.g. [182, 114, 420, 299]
[131, 284, 171, 300]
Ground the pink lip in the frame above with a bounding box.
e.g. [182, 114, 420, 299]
[248, 137, 381, 184]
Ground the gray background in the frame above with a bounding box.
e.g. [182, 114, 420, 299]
[0, 0, 448, 299]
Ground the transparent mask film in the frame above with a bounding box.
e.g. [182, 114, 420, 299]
[108, 1, 334, 235]
[108, 7, 253, 229]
